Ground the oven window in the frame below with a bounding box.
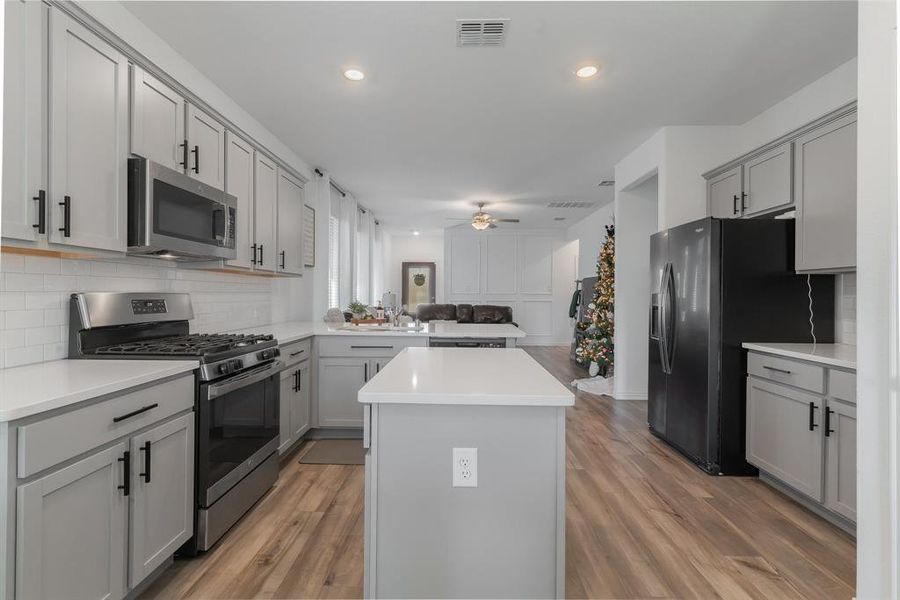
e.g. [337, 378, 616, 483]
[204, 376, 278, 492]
[153, 179, 225, 244]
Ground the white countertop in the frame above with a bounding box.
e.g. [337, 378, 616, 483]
[742, 342, 856, 370]
[231, 321, 527, 345]
[0, 359, 198, 422]
[358, 347, 574, 407]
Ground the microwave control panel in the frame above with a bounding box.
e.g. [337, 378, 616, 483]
[131, 299, 168, 315]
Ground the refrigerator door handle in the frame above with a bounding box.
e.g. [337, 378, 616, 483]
[663, 262, 677, 374]
[658, 263, 672, 374]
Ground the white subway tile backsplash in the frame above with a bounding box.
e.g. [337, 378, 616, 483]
[835, 273, 857, 346]
[0, 253, 301, 369]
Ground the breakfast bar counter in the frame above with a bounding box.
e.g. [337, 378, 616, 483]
[358, 348, 573, 599]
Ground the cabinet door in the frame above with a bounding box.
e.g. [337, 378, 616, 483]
[225, 132, 256, 269]
[742, 143, 792, 216]
[129, 413, 194, 588]
[825, 399, 856, 522]
[130, 66, 185, 170]
[370, 358, 388, 378]
[292, 362, 311, 439]
[707, 166, 742, 219]
[186, 103, 225, 189]
[277, 170, 305, 275]
[254, 154, 278, 272]
[2, 0, 48, 242]
[794, 113, 857, 272]
[279, 369, 295, 454]
[317, 358, 368, 428]
[16, 442, 128, 600]
[519, 236, 554, 294]
[48, 9, 128, 252]
[746, 377, 824, 501]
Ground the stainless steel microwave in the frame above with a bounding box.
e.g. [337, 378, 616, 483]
[127, 157, 237, 260]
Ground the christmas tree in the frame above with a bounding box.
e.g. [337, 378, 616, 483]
[575, 224, 615, 376]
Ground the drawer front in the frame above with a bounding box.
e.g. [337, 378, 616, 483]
[747, 352, 825, 394]
[281, 338, 312, 368]
[828, 369, 856, 404]
[318, 336, 426, 358]
[17, 374, 194, 478]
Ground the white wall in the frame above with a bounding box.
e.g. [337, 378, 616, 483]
[855, 1, 898, 596]
[566, 203, 616, 280]
[388, 233, 445, 305]
[613, 176, 658, 400]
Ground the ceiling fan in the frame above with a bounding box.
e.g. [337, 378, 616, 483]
[446, 203, 520, 230]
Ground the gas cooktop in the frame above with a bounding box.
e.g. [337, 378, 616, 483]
[92, 332, 276, 358]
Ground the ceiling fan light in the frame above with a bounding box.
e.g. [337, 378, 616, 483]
[471, 220, 491, 231]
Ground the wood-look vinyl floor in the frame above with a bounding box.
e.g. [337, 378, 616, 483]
[140, 346, 855, 600]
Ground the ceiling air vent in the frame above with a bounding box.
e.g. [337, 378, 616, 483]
[547, 201, 596, 209]
[456, 19, 509, 47]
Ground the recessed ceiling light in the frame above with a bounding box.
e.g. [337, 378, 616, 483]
[575, 65, 599, 79]
[413, 231, 420, 236]
[343, 68, 365, 81]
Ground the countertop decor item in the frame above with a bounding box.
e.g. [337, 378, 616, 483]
[324, 308, 345, 325]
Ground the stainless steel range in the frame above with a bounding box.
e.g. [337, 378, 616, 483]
[69, 292, 281, 553]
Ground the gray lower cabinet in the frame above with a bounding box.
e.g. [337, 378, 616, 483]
[16, 442, 129, 600]
[825, 399, 857, 522]
[794, 111, 857, 272]
[746, 377, 824, 501]
[317, 358, 369, 428]
[279, 360, 311, 453]
[128, 413, 194, 587]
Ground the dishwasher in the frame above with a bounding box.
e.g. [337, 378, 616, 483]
[428, 337, 507, 348]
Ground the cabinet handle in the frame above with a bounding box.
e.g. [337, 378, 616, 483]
[179, 140, 188, 169]
[139, 440, 151, 483]
[280, 250, 286, 269]
[351, 345, 394, 349]
[732, 194, 739, 216]
[825, 407, 835, 437]
[118, 451, 130, 496]
[376, 362, 380, 373]
[251, 243, 257, 265]
[762, 365, 791, 375]
[112, 403, 158, 423]
[259, 244, 264, 265]
[59, 195, 71, 237]
[191, 145, 200, 173]
[289, 350, 305, 357]
[808, 401, 818, 431]
[297, 370, 302, 392]
[33, 190, 46, 233]
[293, 370, 299, 392]
[741, 192, 748, 211]
[364, 362, 368, 382]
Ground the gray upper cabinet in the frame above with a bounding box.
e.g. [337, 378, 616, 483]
[277, 170, 305, 275]
[254, 154, 278, 272]
[825, 398, 857, 522]
[48, 9, 128, 252]
[2, 0, 48, 242]
[16, 442, 129, 600]
[742, 143, 792, 217]
[794, 112, 857, 273]
[225, 132, 256, 269]
[128, 413, 194, 588]
[186, 103, 225, 189]
[707, 166, 742, 219]
[130, 66, 185, 171]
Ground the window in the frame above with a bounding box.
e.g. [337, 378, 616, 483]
[328, 214, 340, 308]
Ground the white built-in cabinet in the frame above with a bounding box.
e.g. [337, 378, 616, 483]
[1, 0, 48, 242]
[130, 66, 185, 171]
[277, 171, 306, 275]
[48, 9, 128, 252]
[186, 103, 226, 189]
[746, 350, 856, 527]
[225, 132, 256, 269]
[704, 104, 857, 273]
[254, 154, 279, 272]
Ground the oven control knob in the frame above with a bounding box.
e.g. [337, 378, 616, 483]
[232, 359, 244, 371]
[218, 363, 230, 375]
[259, 349, 273, 360]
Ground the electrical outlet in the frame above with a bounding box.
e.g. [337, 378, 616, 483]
[452, 447, 478, 487]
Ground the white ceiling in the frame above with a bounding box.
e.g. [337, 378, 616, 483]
[123, 1, 857, 233]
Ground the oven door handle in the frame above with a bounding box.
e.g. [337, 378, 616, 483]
[206, 361, 282, 399]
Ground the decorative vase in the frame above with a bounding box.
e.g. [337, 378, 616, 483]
[589, 361, 600, 377]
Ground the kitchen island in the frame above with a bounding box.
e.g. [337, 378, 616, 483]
[358, 347, 574, 599]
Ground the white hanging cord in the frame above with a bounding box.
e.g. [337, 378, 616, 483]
[807, 274, 817, 346]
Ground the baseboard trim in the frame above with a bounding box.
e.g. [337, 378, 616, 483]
[612, 391, 647, 401]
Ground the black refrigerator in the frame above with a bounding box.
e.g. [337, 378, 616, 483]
[648, 217, 834, 475]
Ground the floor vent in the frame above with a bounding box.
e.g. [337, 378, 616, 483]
[456, 19, 509, 47]
[547, 201, 596, 209]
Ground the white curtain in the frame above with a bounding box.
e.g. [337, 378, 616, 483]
[371, 221, 384, 305]
[335, 190, 357, 310]
[356, 209, 372, 304]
